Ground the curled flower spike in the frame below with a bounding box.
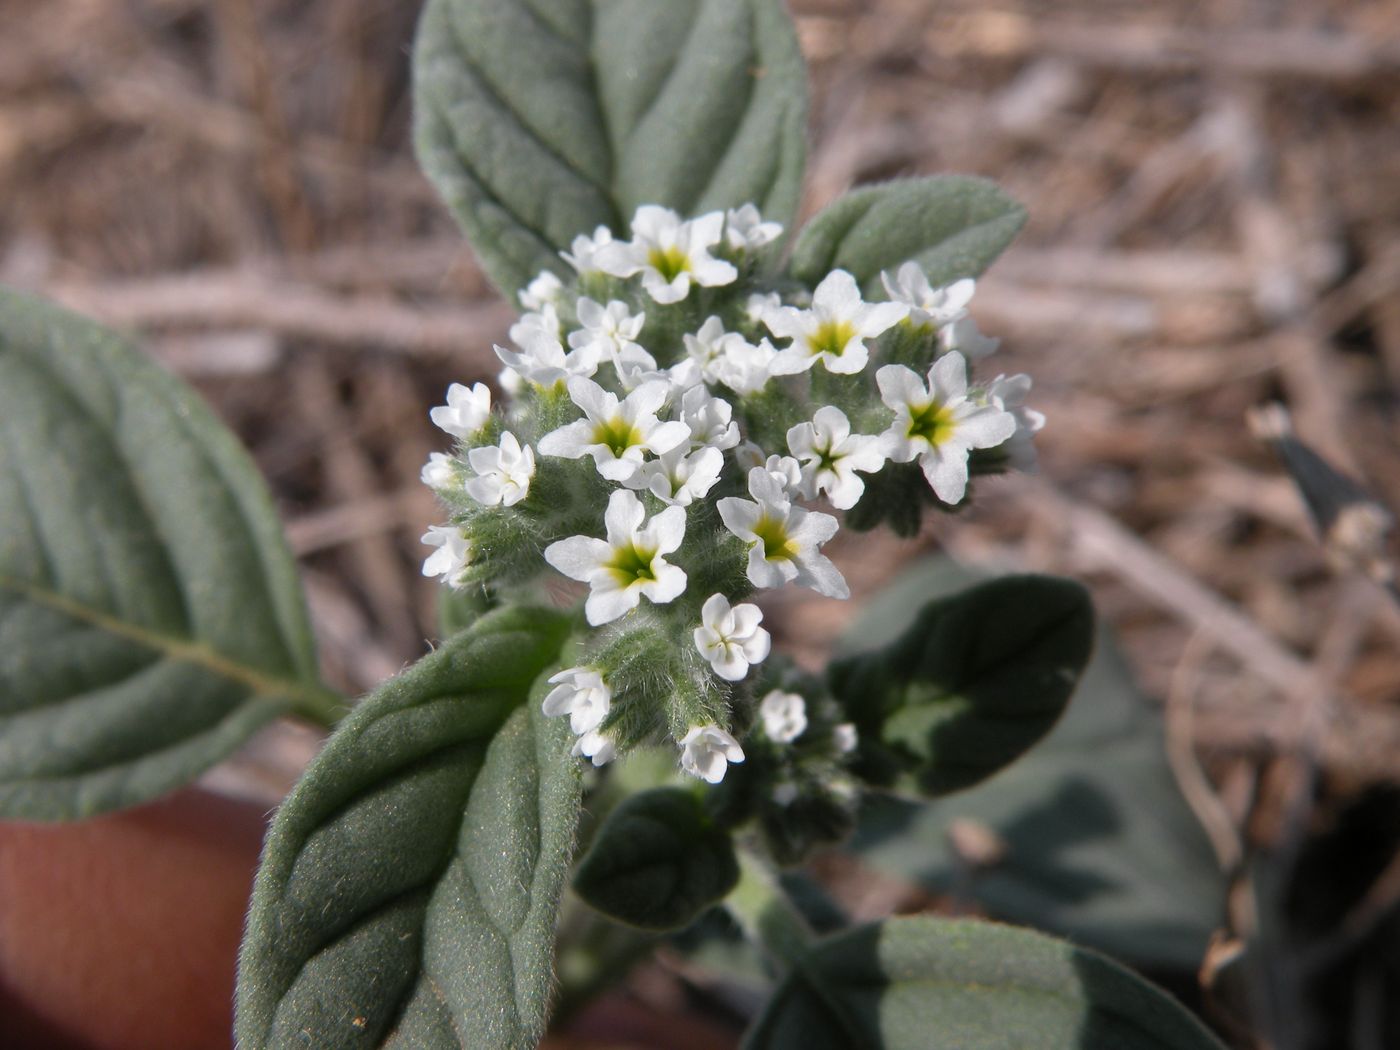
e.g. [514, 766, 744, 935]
[694, 593, 771, 682]
[787, 406, 885, 510]
[545, 489, 688, 625]
[765, 269, 907, 376]
[680, 725, 745, 784]
[595, 206, 738, 304]
[877, 352, 1017, 505]
[759, 690, 808, 744]
[718, 468, 848, 599]
[420, 525, 472, 588]
[542, 667, 612, 735]
[538, 377, 689, 482]
[430, 382, 491, 437]
[464, 431, 535, 507]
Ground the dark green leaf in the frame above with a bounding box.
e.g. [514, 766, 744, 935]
[845, 558, 1225, 972]
[235, 607, 577, 1050]
[829, 574, 1092, 796]
[0, 288, 334, 820]
[413, 0, 808, 295]
[744, 916, 1226, 1049]
[788, 176, 1026, 295]
[574, 786, 739, 931]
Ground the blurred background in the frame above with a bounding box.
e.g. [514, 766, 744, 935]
[2, 0, 1399, 1047]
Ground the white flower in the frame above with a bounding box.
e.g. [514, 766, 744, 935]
[759, 690, 808, 744]
[833, 723, 858, 754]
[986, 373, 1045, 472]
[594, 205, 738, 304]
[733, 441, 767, 473]
[765, 270, 907, 375]
[569, 297, 648, 367]
[718, 467, 848, 599]
[744, 291, 782, 326]
[537, 377, 689, 482]
[421, 524, 472, 588]
[572, 728, 617, 767]
[430, 382, 491, 438]
[420, 451, 456, 489]
[464, 431, 535, 507]
[624, 445, 724, 507]
[542, 667, 612, 735]
[680, 725, 745, 784]
[693, 593, 771, 681]
[713, 335, 776, 396]
[519, 270, 564, 312]
[495, 332, 598, 388]
[544, 489, 688, 625]
[881, 263, 974, 330]
[725, 204, 783, 251]
[679, 385, 739, 451]
[942, 315, 999, 359]
[510, 304, 563, 348]
[561, 225, 614, 275]
[762, 454, 805, 498]
[681, 316, 732, 385]
[876, 352, 1017, 505]
[786, 406, 885, 510]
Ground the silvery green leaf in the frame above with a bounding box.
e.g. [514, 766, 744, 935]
[0, 288, 335, 820]
[573, 786, 739, 931]
[236, 607, 577, 1050]
[744, 916, 1226, 1049]
[788, 176, 1026, 295]
[413, 0, 807, 295]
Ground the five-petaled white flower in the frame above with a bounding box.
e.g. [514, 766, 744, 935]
[713, 335, 776, 396]
[681, 316, 732, 385]
[519, 270, 564, 312]
[718, 467, 848, 598]
[561, 225, 614, 275]
[680, 725, 745, 784]
[759, 690, 808, 744]
[421, 524, 472, 588]
[510, 304, 563, 348]
[464, 431, 535, 507]
[765, 270, 907, 375]
[495, 332, 598, 388]
[624, 445, 724, 507]
[985, 373, 1045, 472]
[420, 451, 456, 490]
[786, 406, 885, 510]
[679, 385, 739, 451]
[538, 377, 689, 482]
[595, 206, 738, 304]
[725, 204, 783, 251]
[544, 489, 688, 625]
[881, 263, 974, 331]
[430, 382, 492, 438]
[876, 352, 1017, 505]
[693, 593, 771, 681]
[762, 454, 805, 498]
[569, 297, 648, 368]
[541, 667, 612, 735]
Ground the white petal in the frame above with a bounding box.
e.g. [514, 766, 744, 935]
[543, 536, 610, 581]
[584, 577, 640, 625]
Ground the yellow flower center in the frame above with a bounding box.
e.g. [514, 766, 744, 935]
[607, 543, 658, 587]
[592, 417, 645, 457]
[753, 514, 798, 562]
[809, 319, 856, 358]
[648, 245, 690, 282]
[906, 401, 956, 447]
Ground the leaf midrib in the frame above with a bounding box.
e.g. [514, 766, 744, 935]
[1, 574, 341, 719]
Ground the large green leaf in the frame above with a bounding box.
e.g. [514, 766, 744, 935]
[828, 574, 1092, 797]
[788, 176, 1026, 296]
[236, 607, 577, 1050]
[573, 786, 739, 931]
[845, 559, 1225, 972]
[744, 916, 1226, 1049]
[0, 288, 334, 820]
[413, 0, 808, 295]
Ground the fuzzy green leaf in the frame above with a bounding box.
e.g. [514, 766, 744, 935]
[413, 0, 807, 296]
[744, 916, 1226, 1049]
[235, 607, 577, 1050]
[0, 288, 334, 820]
[829, 574, 1092, 797]
[788, 176, 1026, 296]
[574, 786, 739, 931]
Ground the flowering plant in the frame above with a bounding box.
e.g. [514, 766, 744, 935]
[0, 1, 1227, 1048]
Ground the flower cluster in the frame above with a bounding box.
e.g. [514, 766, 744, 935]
[420, 204, 1042, 785]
